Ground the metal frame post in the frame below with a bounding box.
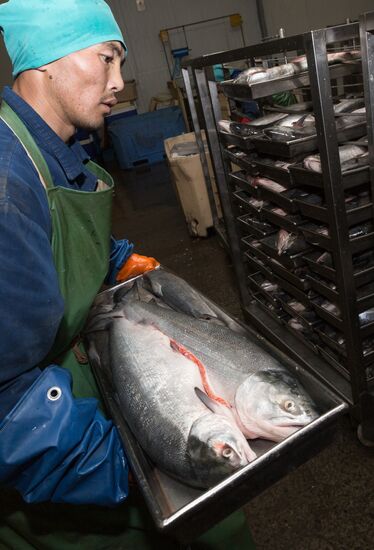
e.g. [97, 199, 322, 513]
[192, 66, 251, 307]
[181, 67, 220, 228]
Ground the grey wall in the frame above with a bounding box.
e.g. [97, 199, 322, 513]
[261, 0, 374, 38]
[108, 0, 262, 112]
[0, 1, 261, 112]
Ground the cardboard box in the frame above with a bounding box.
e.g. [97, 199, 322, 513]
[116, 79, 137, 103]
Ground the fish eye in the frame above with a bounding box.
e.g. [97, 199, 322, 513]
[222, 447, 233, 459]
[283, 400, 297, 413]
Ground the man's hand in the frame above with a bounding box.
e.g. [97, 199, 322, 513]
[116, 253, 160, 282]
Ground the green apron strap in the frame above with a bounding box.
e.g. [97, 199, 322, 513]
[0, 100, 55, 190]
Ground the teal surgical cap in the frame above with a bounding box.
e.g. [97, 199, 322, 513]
[0, 0, 126, 77]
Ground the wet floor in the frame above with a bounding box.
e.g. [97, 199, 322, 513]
[109, 160, 374, 550]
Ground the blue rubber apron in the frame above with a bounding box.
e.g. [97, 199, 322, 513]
[0, 101, 255, 550]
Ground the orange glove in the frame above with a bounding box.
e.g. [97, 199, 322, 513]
[116, 253, 160, 282]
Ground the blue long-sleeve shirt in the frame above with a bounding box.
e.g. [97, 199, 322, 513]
[0, 86, 132, 417]
[0, 88, 132, 506]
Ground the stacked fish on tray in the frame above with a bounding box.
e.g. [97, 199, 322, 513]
[230, 50, 361, 85]
[85, 269, 318, 489]
[218, 96, 366, 144]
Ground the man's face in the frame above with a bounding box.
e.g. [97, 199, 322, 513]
[47, 41, 125, 131]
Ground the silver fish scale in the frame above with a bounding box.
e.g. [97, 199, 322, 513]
[110, 317, 229, 484]
[120, 300, 286, 403]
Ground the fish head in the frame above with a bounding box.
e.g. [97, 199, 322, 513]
[187, 413, 256, 485]
[235, 369, 319, 442]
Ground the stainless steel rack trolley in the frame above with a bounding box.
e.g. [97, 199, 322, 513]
[182, 15, 374, 446]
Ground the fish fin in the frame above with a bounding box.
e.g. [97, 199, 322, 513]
[195, 387, 234, 419]
[136, 281, 156, 303]
[113, 281, 138, 304]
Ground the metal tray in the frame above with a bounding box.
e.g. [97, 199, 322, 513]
[229, 170, 261, 198]
[219, 131, 255, 150]
[218, 62, 361, 101]
[259, 187, 301, 213]
[271, 272, 311, 306]
[260, 233, 311, 270]
[310, 296, 343, 330]
[249, 121, 366, 159]
[232, 190, 269, 219]
[281, 316, 321, 353]
[306, 273, 339, 303]
[86, 274, 347, 544]
[242, 237, 310, 291]
[247, 272, 280, 305]
[303, 250, 336, 281]
[277, 293, 322, 329]
[295, 198, 372, 227]
[251, 292, 290, 323]
[262, 207, 306, 233]
[244, 251, 274, 280]
[289, 164, 370, 190]
[237, 213, 276, 239]
[316, 345, 349, 378]
[304, 249, 374, 288]
[224, 147, 297, 187]
[301, 224, 374, 254]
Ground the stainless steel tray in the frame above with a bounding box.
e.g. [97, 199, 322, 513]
[249, 121, 366, 159]
[289, 164, 370, 190]
[224, 147, 296, 186]
[219, 131, 255, 150]
[86, 273, 347, 544]
[218, 63, 361, 101]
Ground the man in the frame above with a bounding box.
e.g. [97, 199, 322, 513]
[0, 1, 255, 548]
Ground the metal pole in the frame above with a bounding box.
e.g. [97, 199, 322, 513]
[192, 66, 251, 307]
[358, 11, 374, 441]
[181, 67, 219, 228]
[304, 29, 368, 427]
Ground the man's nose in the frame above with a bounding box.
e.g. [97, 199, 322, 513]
[110, 64, 124, 92]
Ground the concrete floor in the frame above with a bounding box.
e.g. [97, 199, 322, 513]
[109, 160, 374, 550]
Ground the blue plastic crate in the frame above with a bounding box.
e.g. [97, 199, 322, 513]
[108, 106, 186, 169]
[105, 104, 137, 126]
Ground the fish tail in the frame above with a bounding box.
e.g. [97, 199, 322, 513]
[169, 339, 231, 409]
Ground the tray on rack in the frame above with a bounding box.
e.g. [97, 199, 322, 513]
[276, 292, 321, 329]
[259, 187, 301, 213]
[244, 251, 274, 280]
[306, 273, 339, 303]
[310, 295, 343, 330]
[224, 147, 297, 187]
[247, 272, 280, 305]
[218, 62, 361, 101]
[289, 164, 370, 190]
[229, 170, 261, 198]
[304, 249, 374, 288]
[262, 206, 305, 233]
[249, 120, 366, 159]
[237, 214, 276, 239]
[260, 232, 311, 270]
[314, 324, 374, 369]
[271, 272, 311, 305]
[243, 236, 311, 291]
[251, 292, 289, 323]
[232, 190, 269, 217]
[295, 196, 372, 226]
[219, 131, 255, 150]
[301, 223, 374, 254]
[281, 315, 321, 353]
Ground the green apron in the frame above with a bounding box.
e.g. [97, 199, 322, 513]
[0, 101, 255, 550]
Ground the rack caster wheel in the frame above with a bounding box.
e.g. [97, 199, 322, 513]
[357, 424, 374, 447]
